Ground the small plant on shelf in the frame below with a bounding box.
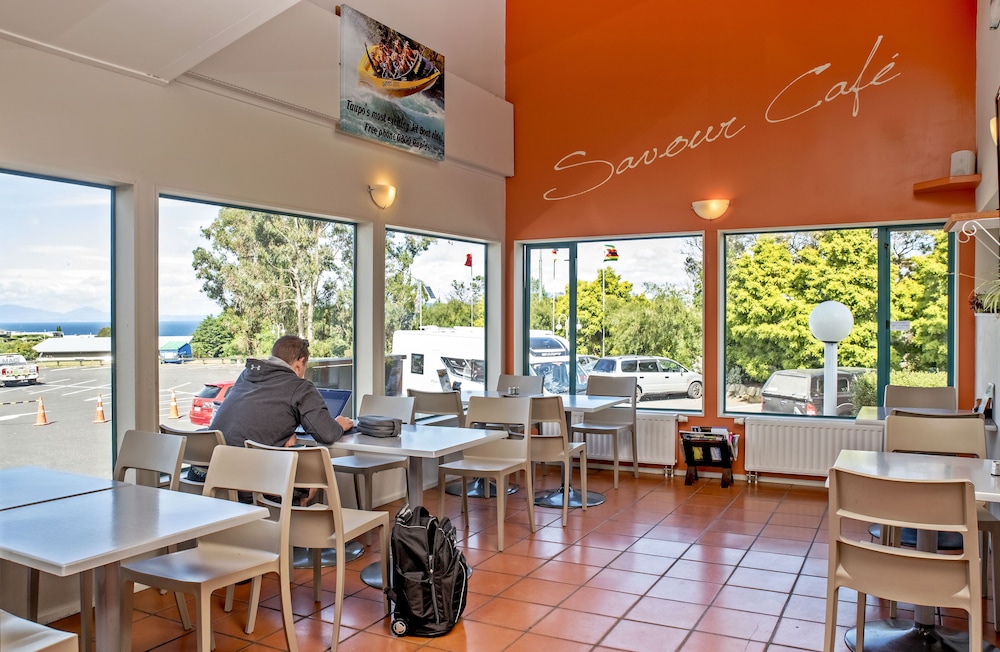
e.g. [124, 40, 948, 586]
[971, 281, 1000, 314]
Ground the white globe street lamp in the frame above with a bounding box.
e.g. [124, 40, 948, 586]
[809, 301, 854, 416]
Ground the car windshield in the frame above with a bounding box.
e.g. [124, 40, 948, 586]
[592, 359, 616, 373]
[530, 360, 570, 394]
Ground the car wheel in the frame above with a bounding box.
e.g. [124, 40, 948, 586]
[635, 386, 645, 402]
[687, 381, 703, 399]
[27, 379, 37, 385]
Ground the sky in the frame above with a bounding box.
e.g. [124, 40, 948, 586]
[2, 173, 698, 321]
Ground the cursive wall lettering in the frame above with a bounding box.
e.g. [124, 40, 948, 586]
[542, 35, 901, 201]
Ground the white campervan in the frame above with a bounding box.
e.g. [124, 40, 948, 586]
[390, 327, 583, 394]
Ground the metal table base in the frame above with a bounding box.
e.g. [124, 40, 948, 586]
[845, 620, 995, 652]
[534, 486, 605, 508]
[445, 477, 518, 498]
[292, 540, 364, 569]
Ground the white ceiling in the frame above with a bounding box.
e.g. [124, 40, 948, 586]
[0, 0, 303, 84]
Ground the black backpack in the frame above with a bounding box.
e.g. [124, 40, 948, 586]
[386, 504, 469, 637]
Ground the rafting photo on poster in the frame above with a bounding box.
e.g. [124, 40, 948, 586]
[338, 5, 445, 160]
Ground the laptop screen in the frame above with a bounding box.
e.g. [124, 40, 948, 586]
[317, 388, 352, 417]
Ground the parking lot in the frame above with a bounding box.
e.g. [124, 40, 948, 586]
[0, 362, 242, 476]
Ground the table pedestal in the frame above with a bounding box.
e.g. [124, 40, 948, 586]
[845, 620, 994, 652]
[445, 478, 518, 498]
[534, 487, 605, 508]
[292, 541, 364, 569]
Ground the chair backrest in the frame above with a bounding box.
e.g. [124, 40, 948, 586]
[114, 429, 186, 490]
[827, 466, 980, 612]
[582, 374, 637, 426]
[407, 389, 464, 427]
[244, 441, 345, 550]
[463, 396, 531, 459]
[529, 395, 570, 462]
[496, 374, 544, 395]
[884, 413, 987, 458]
[159, 424, 226, 468]
[883, 385, 958, 410]
[201, 446, 297, 557]
[358, 394, 416, 423]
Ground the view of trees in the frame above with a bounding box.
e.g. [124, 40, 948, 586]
[725, 229, 948, 384]
[188, 211, 486, 358]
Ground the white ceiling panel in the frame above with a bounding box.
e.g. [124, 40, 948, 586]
[0, 0, 301, 83]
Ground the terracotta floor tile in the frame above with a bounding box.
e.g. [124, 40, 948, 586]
[498, 576, 578, 605]
[647, 576, 723, 605]
[606, 550, 677, 575]
[528, 559, 603, 584]
[625, 595, 707, 629]
[680, 631, 768, 652]
[584, 567, 660, 595]
[529, 607, 618, 644]
[695, 605, 777, 641]
[463, 596, 552, 629]
[558, 586, 639, 618]
[598, 619, 688, 652]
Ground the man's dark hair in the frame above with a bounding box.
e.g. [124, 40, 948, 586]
[272, 335, 309, 365]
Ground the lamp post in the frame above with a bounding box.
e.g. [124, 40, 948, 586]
[809, 301, 854, 416]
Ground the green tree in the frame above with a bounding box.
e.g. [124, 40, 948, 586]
[97, 326, 111, 337]
[384, 234, 432, 352]
[190, 315, 233, 358]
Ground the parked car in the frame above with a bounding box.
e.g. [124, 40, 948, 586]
[589, 355, 703, 401]
[0, 354, 39, 386]
[760, 368, 871, 417]
[188, 380, 235, 426]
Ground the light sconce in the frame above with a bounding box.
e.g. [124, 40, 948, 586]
[691, 199, 730, 221]
[368, 184, 397, 209]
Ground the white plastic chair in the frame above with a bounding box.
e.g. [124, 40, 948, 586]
[883, 385, 958, 410]
[159, 424, 226, 495]
[570, 375, 638, 489]
[825, 466, 982, 651]
[0, 609, 77, 652]
[28, 429, 187, 652]
[246, 441, 390, 652]
[496, 374, 544, 395]
[408, 389, 465, 427]
[119, 446, 300, 652]
[331, 394, 415, 510]
[438, 396, 535, 551]
[529, 395, 587, 526]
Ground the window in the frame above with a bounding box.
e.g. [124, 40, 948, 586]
[725, 226, 952, 417]
[0, 170, 113, 475]
[384, 230, 487, 395]
[523, 236, 704, 410]
[158, 197, 356, 417]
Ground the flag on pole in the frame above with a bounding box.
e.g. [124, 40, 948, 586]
[604, 244, 619, 262]
[464, 253, 473, 267]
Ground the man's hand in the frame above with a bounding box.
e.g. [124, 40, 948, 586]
[336, 415, 354, 431]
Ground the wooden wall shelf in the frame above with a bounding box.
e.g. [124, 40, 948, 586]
[913, 174, 981, 194]
[943, 209, 1000, 233]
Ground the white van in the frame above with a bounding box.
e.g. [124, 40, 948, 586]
[390, 327, 582, 394]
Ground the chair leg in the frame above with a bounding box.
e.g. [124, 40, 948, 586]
[438, 470, 447, 520]
[524, 466, 535, 534]
[331, 539, 345, 652]
[612, 433, 620, 489]
[120, 580, 135, 652]
[279, 567, 299, 652]
[353, 475, 363, 511]
[380, 523, 391, 614]
[855, 591, 867, 651]
[496, 474, 506, 551]
[27, 568, 39, 621]
[311, 547, 322, 603]
[196, 588, 212, 652]
[580, 448, 588, 513]
[175, 590, 192, 630]
[245, 576, 262, 634]
[630, 429, 639, 479]
[990, 529, 1000, 631]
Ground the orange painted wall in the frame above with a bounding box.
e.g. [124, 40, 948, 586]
[505, 1, 980, 433]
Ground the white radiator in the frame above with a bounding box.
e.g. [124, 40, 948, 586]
[744, 416, 883, 478]
[547, 413, 678, 467]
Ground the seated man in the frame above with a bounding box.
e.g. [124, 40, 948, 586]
[211, 335, 354, 449]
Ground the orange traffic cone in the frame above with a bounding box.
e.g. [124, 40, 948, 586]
[168, 390, 180, 419]
[34, 397, 49, 426]
[93, 394, 108, 424]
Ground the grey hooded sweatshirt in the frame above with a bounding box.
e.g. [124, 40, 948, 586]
[210, 356, 345, 448]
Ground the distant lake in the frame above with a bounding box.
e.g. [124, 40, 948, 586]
[0, 321, 201, 337]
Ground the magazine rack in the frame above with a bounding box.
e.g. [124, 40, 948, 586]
[680, 430, 736, 488]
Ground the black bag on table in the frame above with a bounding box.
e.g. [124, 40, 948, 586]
[356, 414, 402, 437]
[386, 504, 469, 637]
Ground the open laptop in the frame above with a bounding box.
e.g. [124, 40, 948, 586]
[317, 387, 352, 417]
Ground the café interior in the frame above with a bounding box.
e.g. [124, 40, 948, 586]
[2, 1, 1000, 651]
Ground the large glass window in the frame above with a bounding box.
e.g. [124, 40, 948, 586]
[0, 170, 113, 475]
[158, 197, 355, 421]
[725, 226, 952, 417]
[384, 230, 486, 395]
[523, 237, 704, 409]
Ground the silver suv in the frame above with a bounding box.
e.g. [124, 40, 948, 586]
[589, 356, 702, 401]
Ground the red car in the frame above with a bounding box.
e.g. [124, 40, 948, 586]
[188, 381, 235, 426]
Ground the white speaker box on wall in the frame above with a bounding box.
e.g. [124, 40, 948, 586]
[950, 150, 975, 176]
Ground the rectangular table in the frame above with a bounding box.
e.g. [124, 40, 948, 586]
[0, 482, 267, 652]
[855, 405, 986, 425]
[0, 467, 120, 511]
[330, 423, 507, 508]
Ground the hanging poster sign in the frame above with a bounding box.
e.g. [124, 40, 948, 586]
[338, 5, 445, 160]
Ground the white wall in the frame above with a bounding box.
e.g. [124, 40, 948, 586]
[0, 1, 510, 622]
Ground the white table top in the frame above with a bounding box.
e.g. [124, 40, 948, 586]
[833, 449, 1000, 503]
[559, 394, 629, 413]
[330, 423, 507, 458]
[0, 467, 120, 511]
[0, 483, 267, 576]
